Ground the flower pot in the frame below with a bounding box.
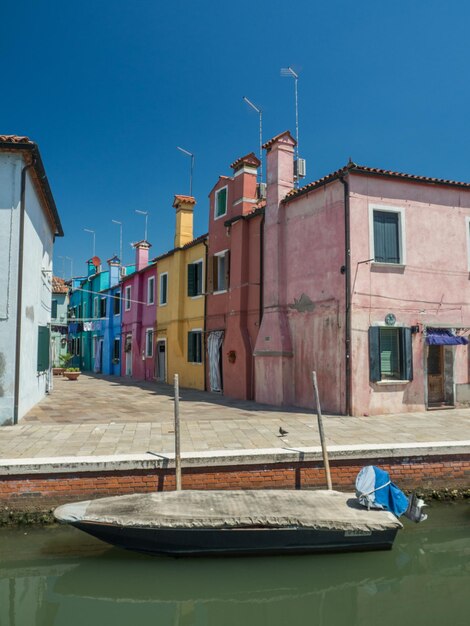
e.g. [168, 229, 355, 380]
[64, 372, 81, 381]
[53, 367, 65, 376]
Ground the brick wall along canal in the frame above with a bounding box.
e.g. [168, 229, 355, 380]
[0, 502, 469, 626]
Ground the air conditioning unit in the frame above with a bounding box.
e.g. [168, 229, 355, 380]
[294, 158, 306, 179]
[256, 182, 267, 200]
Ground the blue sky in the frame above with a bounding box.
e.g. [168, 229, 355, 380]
[2, 0, 469, 276]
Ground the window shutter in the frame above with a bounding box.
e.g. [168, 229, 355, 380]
[51, 300, 58, 319]
[188, 332, 194, 362]
[374, 211, 399, 263]
[224, 250, 230, 290]
[207, 256, 214, 294]
[37, 325, 50, 371]
[368, 327, 381, 382]
[187, 263, 195, 297]
[402, 327, 413, 381]
[196, 261, 203, 295]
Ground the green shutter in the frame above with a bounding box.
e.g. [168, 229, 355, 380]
[379, 328, 400, 378]
[373, 211, 400, 263]
[187, 263, 195, 297]
[37, 325, 50, 371]
[196, 262, 203, 295]
[188, 332, 194, 362]
[216, 188, 227, 217]
[368, 327, 380, 382]
[51, 300, 58, 319]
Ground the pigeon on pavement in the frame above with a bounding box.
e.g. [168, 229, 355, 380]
[278, 427, 289, 437]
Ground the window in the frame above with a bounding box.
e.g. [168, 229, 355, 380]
[370, 205, 405, 265]
[211, 250, 229, 293]
[37, 325, 50, 371]
[75, 337, 81, 356]
[113, 337, 120, 361]
[215, 186, 227, 219]
[83, 301, 87, 321]
[147, 276, 155, 305]
[51, 299, 58, 319]
[99, 297, 106, 318]
[188, 330, 202, 363]
[93, 297, 99, 319]
[145, 329, 154, 357]
[159, 272, 168, 305]
[125, 285, 131, 311]
[114, 291, 121, 316]
[187, 260, 203, 297]
[369, 326, 413, 382]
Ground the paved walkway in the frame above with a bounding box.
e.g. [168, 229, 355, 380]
[0, 374, 469, 460]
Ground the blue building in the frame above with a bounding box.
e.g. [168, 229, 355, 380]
[100, 256, 122, 375]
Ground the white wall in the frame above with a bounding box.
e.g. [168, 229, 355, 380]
[0, 152, 55, 424]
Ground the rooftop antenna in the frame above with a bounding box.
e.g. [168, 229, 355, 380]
[243, 96, 263, 182]
[65, 256, 73, 280]
[176, 146, 195, 197]
[281, 66, 305, 187]
[57, 255, 65, 278]
[111, 219, 123, 265]
[83, 228, 96, 258]
[135, 210, 148, 241]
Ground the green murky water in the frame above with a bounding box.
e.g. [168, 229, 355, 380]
[0, 502, 469, 626]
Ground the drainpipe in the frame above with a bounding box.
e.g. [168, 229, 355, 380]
[339, 175, 352, 416]
[203, 238, 208, 391]
[13, 156, 36, 424]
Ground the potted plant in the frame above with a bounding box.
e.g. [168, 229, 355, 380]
[63, 367, 81, 381]
[53, 352, 73, 376]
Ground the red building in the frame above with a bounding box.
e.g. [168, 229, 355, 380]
[205, 153, 264, 399]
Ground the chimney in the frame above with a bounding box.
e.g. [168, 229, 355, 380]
[107, 255, 120, 286]
[173, 195, 196, 248]
[87, 256, 100, 277]
[133, 240, 151, 272]
[230, 152, 260, 215]
[264, 131, 295, 223]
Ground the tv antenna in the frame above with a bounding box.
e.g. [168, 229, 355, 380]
[243, 96, 263, 182]
[281, 66, 305, 187]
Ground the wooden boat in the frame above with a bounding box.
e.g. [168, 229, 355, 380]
[54, 489, 402, 557]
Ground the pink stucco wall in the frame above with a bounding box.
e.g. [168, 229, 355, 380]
[349, 174, 470, 415]
[254, 133, 347, 412]
[206, 156, 262, 400]
[121, 259, 157, 381]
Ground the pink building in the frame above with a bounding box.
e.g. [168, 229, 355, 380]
[254, 131, 470, 416]
[121, 241, 157, 381]
[205, 153, 263, 399]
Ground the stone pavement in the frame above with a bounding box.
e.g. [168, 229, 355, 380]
[0, 374, 469, 461]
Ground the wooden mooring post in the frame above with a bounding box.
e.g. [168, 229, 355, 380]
[174, 374, 182, 490]
[312, 371, 333, 490]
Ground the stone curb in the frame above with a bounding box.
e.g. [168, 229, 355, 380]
[1, 440, 470, 475]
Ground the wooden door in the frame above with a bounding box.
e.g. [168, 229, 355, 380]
[427, 345, 444, 404]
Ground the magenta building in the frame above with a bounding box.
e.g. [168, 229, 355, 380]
[205, 153, 263, 399]
[121, 241, 157, 381]
[254, 131, 470, 416]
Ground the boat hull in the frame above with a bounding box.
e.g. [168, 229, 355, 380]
[72, 521, 399, 557]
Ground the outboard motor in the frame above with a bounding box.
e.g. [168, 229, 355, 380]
[355, 466, 427, 522]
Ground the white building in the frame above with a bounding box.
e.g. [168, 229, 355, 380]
[0, 135, 63, 425]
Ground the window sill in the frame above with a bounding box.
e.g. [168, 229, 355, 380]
[371, 262, 406, 269]
[188, 362, 203, 365]
[190, 294, 203, 300]
[159, 302, 168, 307]
[375, 379, 410, 386]
[213, 289, 227, 295]
[214, 212, 227, 221]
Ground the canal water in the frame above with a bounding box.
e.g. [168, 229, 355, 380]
[0, 502, 469, 626]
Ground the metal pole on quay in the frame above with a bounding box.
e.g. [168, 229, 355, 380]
[174, 374, 182, 490]
[312, 371, 333, 490]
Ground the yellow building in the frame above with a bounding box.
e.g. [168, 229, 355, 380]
[155, 195, 207, 390]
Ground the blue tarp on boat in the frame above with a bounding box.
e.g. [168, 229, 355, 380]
[355, 466, 409, 517]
